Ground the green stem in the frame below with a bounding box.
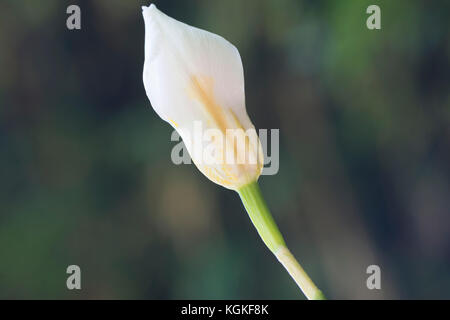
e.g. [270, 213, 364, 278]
[237, 181, 325, 300]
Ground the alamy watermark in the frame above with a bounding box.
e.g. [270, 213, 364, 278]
[66, 265, 81, 290]
[170, 121, 279, 175]
[66, 5, 81, 30]
[366, 5, 381, 30]
[366, 264, 381, 290]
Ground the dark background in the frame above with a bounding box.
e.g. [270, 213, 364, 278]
[0, 0, 449, 299]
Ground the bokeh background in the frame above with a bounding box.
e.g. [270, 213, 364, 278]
[1, 0, 449, 299]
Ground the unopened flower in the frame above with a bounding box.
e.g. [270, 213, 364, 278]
[142, 4, 263, 190]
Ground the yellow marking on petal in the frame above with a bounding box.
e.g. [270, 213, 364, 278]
[228, 109, 244, 130]
[227, 108, 251, 166]
[201, 165, 233, 187]
[186, 75, 261, 189]
[222, 164, 238, 181]
[188, 75, 228, 133]
[229, 109, 263, 170]
[168, 118, 179, 128]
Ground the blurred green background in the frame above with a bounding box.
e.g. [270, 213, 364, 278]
[1, 0, 449, 299]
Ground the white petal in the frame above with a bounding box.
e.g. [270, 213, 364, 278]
[142, 4, 263, 189]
